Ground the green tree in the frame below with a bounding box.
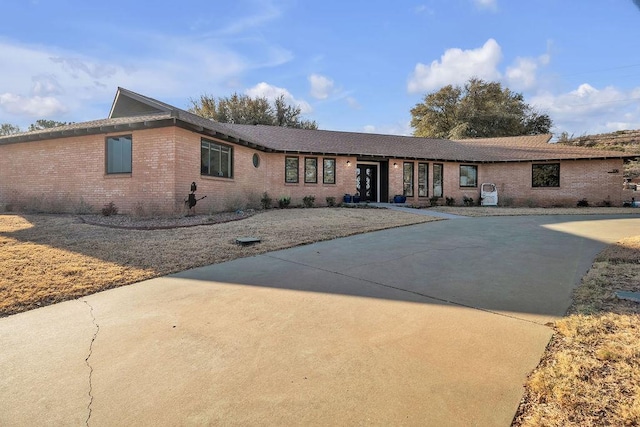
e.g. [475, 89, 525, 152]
[0, 123, 21, 136]
[28, 119, 70, 131]
[189, 93, 318, 129]
[410, 78, 552, 139]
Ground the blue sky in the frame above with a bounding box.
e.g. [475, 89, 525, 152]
[1, 0, 640, 138]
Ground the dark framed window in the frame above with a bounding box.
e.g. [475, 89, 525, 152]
[285, 156, 299, 183]
[532, 163, 560, 187]
[323, 158, 336, 184]
[106, 135, 132, 174]
[305, 157, 318, 183]
[433, 163, 443, 197]
[460, 165, 478, 187]
[201, 139, 233, 178]
[418, 163, 429, 197]
[403, 162, 414, 197]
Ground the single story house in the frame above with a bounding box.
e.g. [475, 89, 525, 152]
[0, 87, 637, 214]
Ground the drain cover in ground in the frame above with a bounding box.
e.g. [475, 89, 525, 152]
[614, 290, 640, 303]
[236, 237, 261, 246]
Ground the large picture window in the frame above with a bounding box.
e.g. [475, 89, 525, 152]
[323, 158, 336, 184]
[433, 163, 443, 197]
[285, 156, 299, 183]
[460, 165, 478, 187]
[532, 163, 560, 187]
[403, 162, 414, 197]
[305, 157, 318, 183]
[418, 163, 429, 197]
[201, 139, 233, 178]
[106, 135, 132, 174]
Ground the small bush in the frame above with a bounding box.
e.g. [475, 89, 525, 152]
[278, 196, 291, 209]
[445, 197, 455, 206]
[74, 197, 94, 214]
[429, 196, 440, 207]
[302, 195, 316, 208]
[101, 201, 118, 216]
[463, 196, 474, 207]
[525, 198, 537, 208]
[577, 198, 589, 207]
[260, 192, 272, 209]
[326, 196, 336, 207]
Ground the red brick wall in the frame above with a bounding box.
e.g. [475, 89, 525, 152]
[387, 159, 625, 207]
[0, 127, 177, 213]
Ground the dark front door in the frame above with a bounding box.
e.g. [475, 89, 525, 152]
[356, 164, 377, 202]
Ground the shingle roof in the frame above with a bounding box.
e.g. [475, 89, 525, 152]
[2, 87, 638, 163]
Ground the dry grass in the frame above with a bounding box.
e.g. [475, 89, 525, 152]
[513, 236, 640, 426]
[0, 208, 436, 317]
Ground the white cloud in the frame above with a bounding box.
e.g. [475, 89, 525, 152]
[362, 122, 412, 136]
[407, 38, 503, 93]
[0, 28, 292, 125]
[532, 84, 640, 135]
[245, 82, 313, 114]
[346, 97, 360, 109]
[472, 0, 498, 11]
[308, 74, 334, 100]
[0, 93, 67, 117]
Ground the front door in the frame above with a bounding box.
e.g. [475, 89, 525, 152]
[356, 164, 377, 202]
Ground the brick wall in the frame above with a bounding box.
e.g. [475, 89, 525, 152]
[387, 158, 625, 207]
[0, 127, 177, 213]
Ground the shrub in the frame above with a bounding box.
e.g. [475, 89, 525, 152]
[278, 196, 291, 209]
[429, 196, 440, 207]
[260, 192, 272, 209]
[74, 197, 94, 214]
[101, 201, 118, 216]
[326, 196, 336, 207]
[463, 196, 474, 207]
[445, 197, 455, 206]
[577, 198, 589, 207]
[302, 195, 316, 208]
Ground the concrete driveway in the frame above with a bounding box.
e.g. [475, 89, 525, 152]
[1, 215, 639, 426]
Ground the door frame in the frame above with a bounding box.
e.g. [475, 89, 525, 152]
[356, 161, 380, 202]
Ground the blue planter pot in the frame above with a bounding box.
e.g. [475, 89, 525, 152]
[343, 194, 352, 203]
[352, 195, 361, 203]
[393, 195, 406, 203]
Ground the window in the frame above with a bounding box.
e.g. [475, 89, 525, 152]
[459, 165, 478, 187]
[418, 163, 429, 197]
[323, 158, 336, 184]
[433, 163, 443, 197]
[305, 157, 318, 183]
[252, 153, 260, 168]
[285, 156, 299, 183]
[403, 162, 414, 197]
[532, 163, 560, 187]
[106, 135, 132, 174]
[201, 139, 233, 178]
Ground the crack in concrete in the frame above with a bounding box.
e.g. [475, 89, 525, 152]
[83, 300, 99, 426]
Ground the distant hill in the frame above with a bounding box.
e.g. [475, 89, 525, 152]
[557, 129, 640, 152]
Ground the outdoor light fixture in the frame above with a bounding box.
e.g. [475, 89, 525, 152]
[346, 160, 351, 166]
[393, 162, 398, 168]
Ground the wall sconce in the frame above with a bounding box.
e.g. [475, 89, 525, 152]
[393, 162, 398, 168]
[346, 160, 351, 166]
